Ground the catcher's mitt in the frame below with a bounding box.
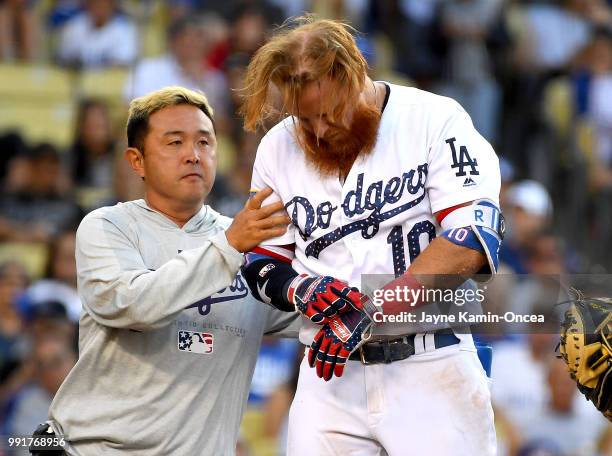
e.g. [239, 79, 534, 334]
[559, 295, 612, 421]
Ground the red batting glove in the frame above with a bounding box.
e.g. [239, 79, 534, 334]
[308, 308, 373, 381]
[288, 275, 367, 324]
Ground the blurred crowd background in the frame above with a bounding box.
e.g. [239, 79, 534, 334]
[0, 0, 612, 455]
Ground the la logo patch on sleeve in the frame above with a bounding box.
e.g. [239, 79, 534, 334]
[178, 330, 214, 354]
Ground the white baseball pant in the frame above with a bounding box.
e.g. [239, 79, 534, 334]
[287, 344, 496, 455]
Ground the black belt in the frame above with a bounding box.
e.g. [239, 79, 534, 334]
[348, 329, 460, 365]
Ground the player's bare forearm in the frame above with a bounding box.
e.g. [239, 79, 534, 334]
[407, 237, 487, 288]
[370, 237, 487, 316]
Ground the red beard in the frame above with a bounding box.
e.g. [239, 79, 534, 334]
[298, 103, 381, 179]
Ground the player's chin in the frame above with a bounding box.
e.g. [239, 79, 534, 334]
[178, 187, 209, 205]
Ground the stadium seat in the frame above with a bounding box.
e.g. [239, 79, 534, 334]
[76, 67, 130, 129]
[0, 63, 75, 147]
[75, 186, 114, 211]
[0, 63, 73, 101]
[543, 77, 573, 138]
[0, 242, 49, 280]
[77, 67, 129, 104]
[0, 100, 75, 148]
[240, 408, 278, 456]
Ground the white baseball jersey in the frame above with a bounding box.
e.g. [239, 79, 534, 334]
[48, 200, 299, 455]
[251, 84, 501, 343]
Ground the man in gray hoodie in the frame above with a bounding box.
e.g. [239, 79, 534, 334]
[31, 86, 296, 455]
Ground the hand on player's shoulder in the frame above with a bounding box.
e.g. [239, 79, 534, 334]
[226, 187, 291, 252]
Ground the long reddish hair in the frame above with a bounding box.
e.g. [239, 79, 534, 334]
[240, 16, 368, 132]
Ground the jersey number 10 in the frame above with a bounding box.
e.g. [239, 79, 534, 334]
[387, 221, 436, 277]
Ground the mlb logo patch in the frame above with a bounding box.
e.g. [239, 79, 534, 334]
[259, 263, 275, 277]
[178, 330, 214, 354]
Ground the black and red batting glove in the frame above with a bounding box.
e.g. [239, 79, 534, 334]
[287, 275, 366, 324]
[308, 306, 373, 381]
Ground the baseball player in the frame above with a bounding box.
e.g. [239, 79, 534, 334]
[240, 18, 503, 455]
[31, 87, 298, 456]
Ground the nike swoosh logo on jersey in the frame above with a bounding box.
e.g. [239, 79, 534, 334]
[256, 280, 273, 305]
